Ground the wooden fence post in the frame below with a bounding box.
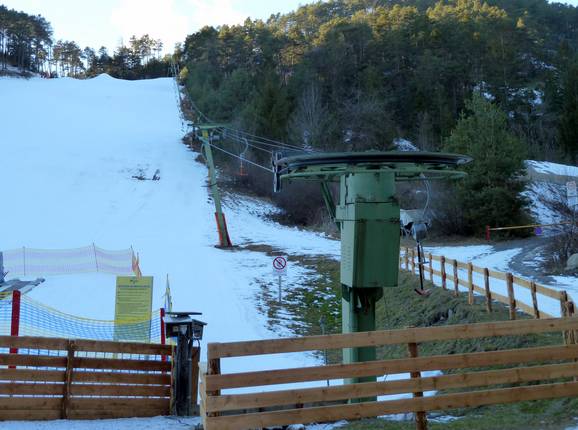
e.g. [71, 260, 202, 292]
[531, 281, 540, 319]
[191, 347, 200, 414]
[560, 291, 569, 345]
[428, 253, 433, 283]
[452, 259, 459, 297]
[61, 340, 75, 419]
[484, 268, 492, 313]
[408, 342, 428, 430]
[9, 290, 21, 369]
[467, 263, 474, 305]
[441, 256, 447, 290]
[160, 308, 167, 362]
[411, 248, 416, 274]
[208, 357, 221, 417]
[560, 291, 569, 318]
[506, 273, 516, 320]
[405, 247, 409, 271]
[566, 300, 576, 345]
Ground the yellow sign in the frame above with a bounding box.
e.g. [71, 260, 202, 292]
[114, 276, 153, 342]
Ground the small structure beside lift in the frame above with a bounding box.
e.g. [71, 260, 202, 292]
[165, 311, 206, 416]
[273, 151, 471, 396]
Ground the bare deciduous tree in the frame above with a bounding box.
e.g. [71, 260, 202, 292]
[288, 84, 331, 150]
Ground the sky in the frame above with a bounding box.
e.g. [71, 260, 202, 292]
[2, 0, 578, 54]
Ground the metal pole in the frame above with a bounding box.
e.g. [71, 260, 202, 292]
[278, 275, 282, 303]
[201, 134, 232, 248]
[337, 172, 398, 398]
[173, 330, 193, 416]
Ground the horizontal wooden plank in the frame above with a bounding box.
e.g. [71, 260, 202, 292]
[67, 408, 169, 420]
[491, 291, 511, 307]
[69, 397, 169, 411]
[73, 339, 173, 355]
[0, 336, 68, 350]
[0, 382, 171, 397]
[0, 368, 65, 382]
[0, 336, 173, 356]
[74, 357, 171, 372]
[207, 361, 578, 413]
[0, 354, 66, 368]
[472, 265, 486, 275]
[535, 285, 561, 300]
[512, 277, 562, 299]
[513, 276, 532, 288]
[71, 383, 170, 397]
[0, 410, 62, 421]
[488, 269, 508, 281]
[73, 370, 170, 385]
[457, 262, 469, 269]
[208, 317, 578, 359]
[0, 382, 64, 395]
[516, 301, 555, 319]
[430, 254, 442, 262]
[205, 380, 578, 430]
[472, 284, 485, 294]
[206, 344, 578, 391]
[0, 397, 62, 410]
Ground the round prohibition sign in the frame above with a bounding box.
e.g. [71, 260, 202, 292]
[273, 256, 287, 271]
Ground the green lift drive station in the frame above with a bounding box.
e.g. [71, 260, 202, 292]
[273, 151, 471, 390]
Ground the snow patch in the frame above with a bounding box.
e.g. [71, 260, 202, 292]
[0, 75, 340, 380]
[0, 416, 199, 430]
[393, 138, 418, 152]
[526, 160, 578, 178]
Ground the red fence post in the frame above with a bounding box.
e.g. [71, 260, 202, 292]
[485, 225, 491, 241]
[10, 290, 21, 361]
[160, 307, 167, 362]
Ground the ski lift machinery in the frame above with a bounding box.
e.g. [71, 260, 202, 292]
[273, 151, 472, 397]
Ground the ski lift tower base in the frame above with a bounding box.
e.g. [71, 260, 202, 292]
[274, 151, 471, 401]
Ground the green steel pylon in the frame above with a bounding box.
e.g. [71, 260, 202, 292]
[274, 151, 471, 397]
[197, 125, 233, 248]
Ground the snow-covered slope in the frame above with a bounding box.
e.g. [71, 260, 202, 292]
[0, 74, 338, 376]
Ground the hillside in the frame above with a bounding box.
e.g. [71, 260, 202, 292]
[0, 74, 341, 377]
[180, 0, 578, 235]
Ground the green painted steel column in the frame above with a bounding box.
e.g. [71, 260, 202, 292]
[201, 137, 233, 248]
[336, 171, 400, 392]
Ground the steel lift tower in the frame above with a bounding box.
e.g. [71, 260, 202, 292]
[273, 151, 471, 390]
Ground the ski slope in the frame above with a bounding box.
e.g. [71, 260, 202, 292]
[0, 74, 338, 379]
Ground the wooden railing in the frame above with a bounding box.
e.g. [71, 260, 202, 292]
[200, 317, 578, 430]
[0, 336, 174, 421]
[400, 247, 574, 320]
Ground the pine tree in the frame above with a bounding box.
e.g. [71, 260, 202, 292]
[559, 60, 578, 162]
[444, 93, 530, 234]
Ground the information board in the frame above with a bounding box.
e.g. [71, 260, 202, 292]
[114, 276, 153, 342]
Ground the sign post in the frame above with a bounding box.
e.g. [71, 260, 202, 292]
[272, 256, 287, 302]
[114, 276, 153, 342]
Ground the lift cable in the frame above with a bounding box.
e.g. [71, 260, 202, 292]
[219, 132, 275, 154]
[218, 126, 310, 152]
[205, 140, 275, 173]
[186, 98, 309, 153]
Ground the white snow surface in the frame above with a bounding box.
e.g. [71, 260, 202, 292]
[1, 416, 200, 430]
[527, 160, 578, 178]
[0, 74, 338, 378]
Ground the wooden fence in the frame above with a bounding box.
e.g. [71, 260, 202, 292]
[400, 247, 574, 321]
[200, 317, 578, 430]
[0, 336, 175, 420]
